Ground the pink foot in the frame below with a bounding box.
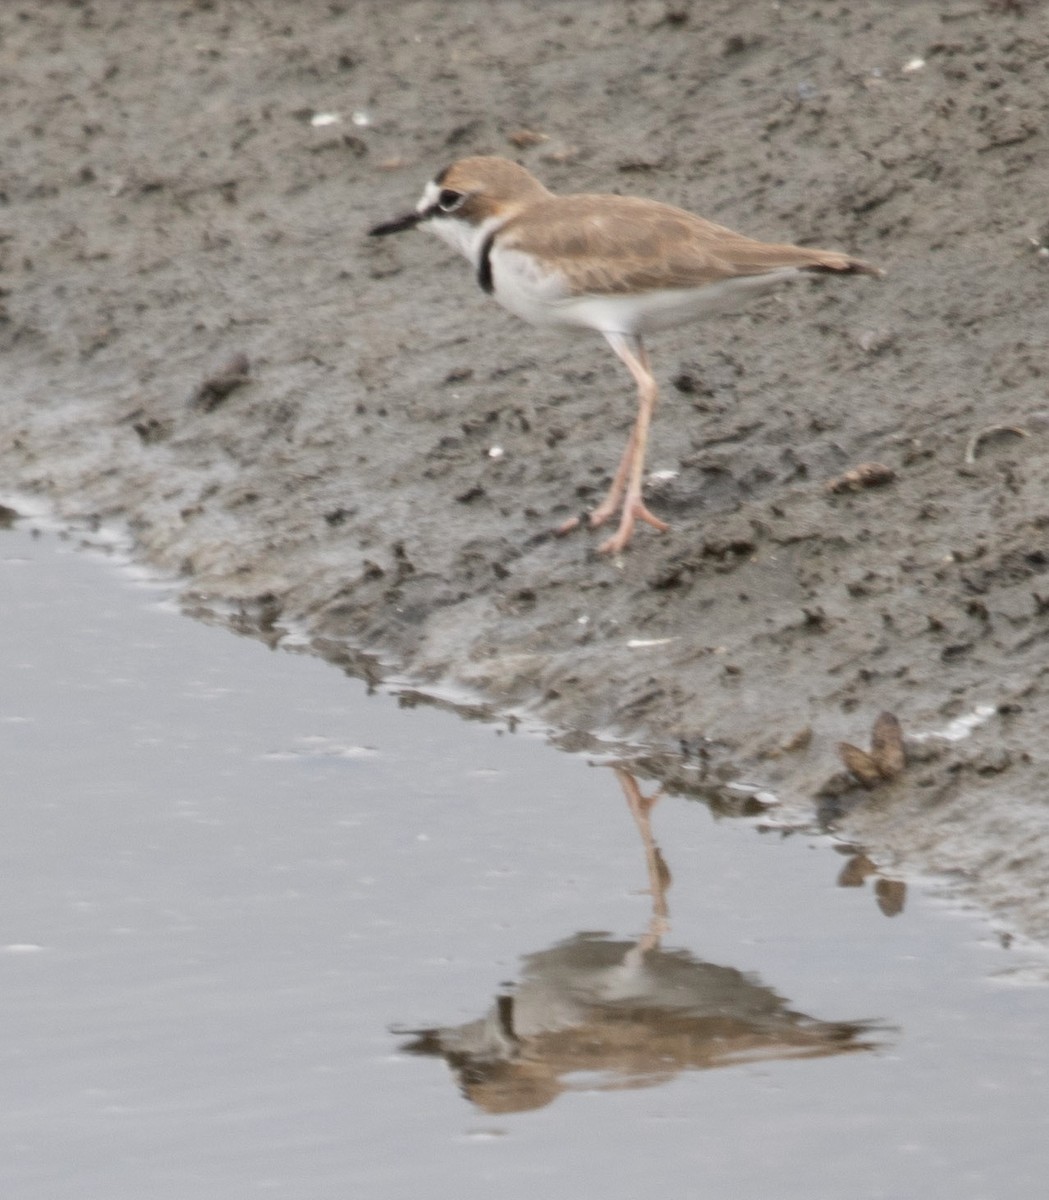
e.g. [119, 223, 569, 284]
[597, 500, 669, 554]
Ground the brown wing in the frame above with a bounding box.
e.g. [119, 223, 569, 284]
[499, 194, 879, 295]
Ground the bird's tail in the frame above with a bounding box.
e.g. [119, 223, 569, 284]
[803, 251, 885, 279]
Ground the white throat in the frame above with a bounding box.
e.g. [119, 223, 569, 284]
[417, 181, 506, 269]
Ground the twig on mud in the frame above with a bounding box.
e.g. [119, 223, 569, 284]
[963, 424, 1028, 464]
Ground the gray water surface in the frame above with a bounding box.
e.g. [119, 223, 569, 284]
[2, 522, 1047, 1199]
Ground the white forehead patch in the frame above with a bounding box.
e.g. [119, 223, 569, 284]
[416, 179, 442, 214]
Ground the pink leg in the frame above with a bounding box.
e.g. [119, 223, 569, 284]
[596, 332, 668, 554]
[557, 424, 636, 537]
[589, 337, 652, 527]
[588, 423, 637, 528]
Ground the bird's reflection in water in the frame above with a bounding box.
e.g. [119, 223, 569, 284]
[397, 769, 882, 1113]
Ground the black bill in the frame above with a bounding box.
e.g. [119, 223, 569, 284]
[368, 210, 424, 236]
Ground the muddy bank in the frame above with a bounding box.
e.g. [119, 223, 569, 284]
[2, 1, 1048, 938]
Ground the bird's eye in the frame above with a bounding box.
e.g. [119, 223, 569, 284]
[437, 188, 466, 213]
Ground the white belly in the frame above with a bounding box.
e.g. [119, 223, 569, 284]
[490, 243, 800, 336]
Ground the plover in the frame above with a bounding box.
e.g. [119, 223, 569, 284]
[370, 156, 881, 554]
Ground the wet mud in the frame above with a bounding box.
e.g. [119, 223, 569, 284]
[2, 2, 1048, 936]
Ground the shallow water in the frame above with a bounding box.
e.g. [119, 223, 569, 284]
[1, 521, 1047, 1200]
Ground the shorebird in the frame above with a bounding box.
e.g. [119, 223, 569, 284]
[370, 156, 881, 554]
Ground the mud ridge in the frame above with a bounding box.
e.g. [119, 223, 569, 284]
[2, 1, 1047, 938]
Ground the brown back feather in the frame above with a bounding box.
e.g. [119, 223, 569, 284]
[499, 194, 882, 294]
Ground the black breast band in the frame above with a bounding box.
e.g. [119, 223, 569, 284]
[476, 229, 497, 295]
